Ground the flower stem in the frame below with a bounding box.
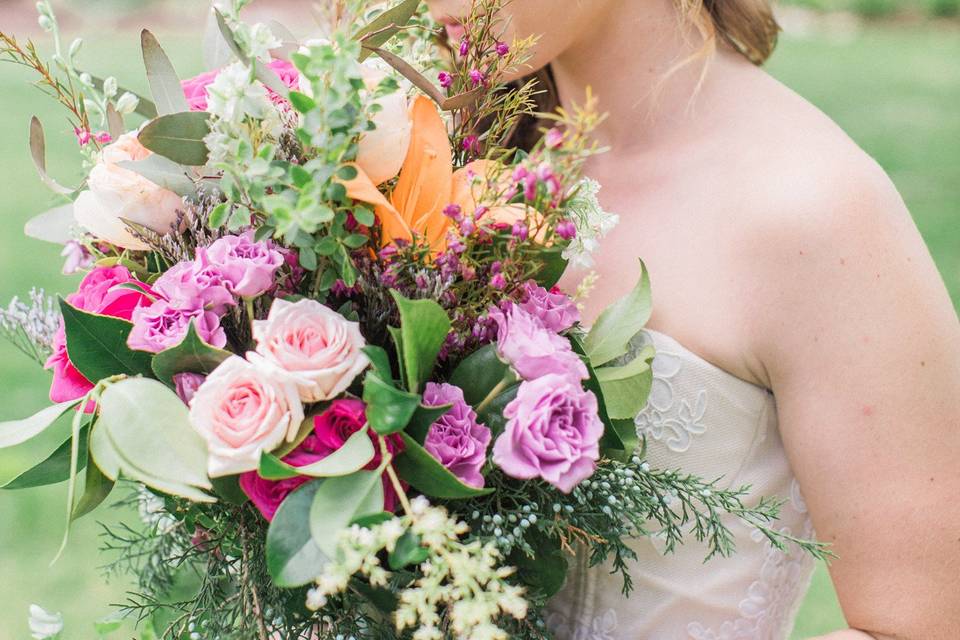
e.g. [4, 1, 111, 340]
[378, 434, 412, 516]
[244, 297, 256, 333]
[476, 377, 510, 414]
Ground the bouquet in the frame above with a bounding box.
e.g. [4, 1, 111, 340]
[1, 1, 822, 638]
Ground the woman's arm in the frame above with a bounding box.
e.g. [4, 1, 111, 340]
[745, 158, 960, 640]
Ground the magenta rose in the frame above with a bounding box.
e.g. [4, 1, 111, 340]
[127, 301, 227, 353]
[519, 281, 580, 333]
[239, 399, 405, 521]
[181, 59, 300, 111]
[422, 382, 491, 488]
[492, 374, 604, 493]
[153, 253, 236, 314]
[202, 232, 284, 298]
[45, 266, 154, 403]
[489, 304, 587, 383]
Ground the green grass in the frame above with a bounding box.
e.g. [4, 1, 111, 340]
[0, 23, 957, 639]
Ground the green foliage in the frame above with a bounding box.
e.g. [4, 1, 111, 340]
[138, 111, 212, 166]
[140, 30, 188, 116]
[59, 298, 154, 383]
[266, 479, 330, 587]
[150, 323, 232, 386]
[308, 471, 384, 556]
[582, 261, 652, 367]
[2, 424, 88, 489]
[362, 372, 421, 435]
[0, 399, 79, 448]
[389, 291, 451, 393]
[393, 432, 494, 499]
[258, 429, 374, 479]
[449, 343, 514, 406]
[353, 0, 423, 62]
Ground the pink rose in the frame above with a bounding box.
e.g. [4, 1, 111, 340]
[251, 298, 369, 403]
[422, 383, 491, 488]
[188, 356, 305, 477]
[492, 374, 603, 493]
[239, 399, 404, 520]
[127, 301, 227, 354]
[181, 59, 300, 112]
[45, 266, 154, 403]
[489, 304, 587, 383]
[203, 232, 284, 298]
[153, 253, 236, 314]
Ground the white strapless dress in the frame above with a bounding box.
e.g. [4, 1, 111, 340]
[546, 330, 816, 640]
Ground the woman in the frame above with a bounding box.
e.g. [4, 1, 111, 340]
[427, 1, 960, 638]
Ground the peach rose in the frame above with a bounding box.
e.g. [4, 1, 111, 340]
[252, 298, 370, 403]
[188, 356, 305, 477]
[356, 65, 412, 185]
[73, 132, 184, 250]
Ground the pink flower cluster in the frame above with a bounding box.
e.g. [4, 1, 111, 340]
[127, 231, 283, 353]
[489, 282, 602, 493]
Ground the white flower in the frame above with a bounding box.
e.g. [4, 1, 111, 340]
[356, 65, 412, 185]
[28, 604, 63, 639]
[562, 178, 620, 268]
[205, 62, 274, 125]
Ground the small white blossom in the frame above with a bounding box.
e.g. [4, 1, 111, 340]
[205, 62, 273, 125]
[28, 605, 63, 639]
[562, 178, 620, 268]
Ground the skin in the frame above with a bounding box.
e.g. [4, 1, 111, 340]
[426, 1, 960, 639]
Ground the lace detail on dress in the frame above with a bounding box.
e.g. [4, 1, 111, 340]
[634, 346, 707, 452]
[686, 480, 815, 640]
[545, 609, 618, 640]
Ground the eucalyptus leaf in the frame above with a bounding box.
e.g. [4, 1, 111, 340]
[72, 451, 114, 519]
[24, 204, 75, 244]
[258, 429, 375, 480]
[2, 425, 88, 489]
[389, 291, 450, 393]
[354, 0, 421, 62]
[29, 116, 76, 195]
[138, 112, 211, 166]
[583, 260, 652, 367]
[393, 433, 493, 499]
[362, 372, 420, 435]
[59, 298, 154, 383]
[309, 471, 384, 557]
[266, 480, 330, 587]
[141, 30, 190, 115]
[151, 322, 232, 386]
[202, 7, 236, 69]
[0, 399, 80, 449]
[213, 10, 291, 98]
[118, 154, 197, 198]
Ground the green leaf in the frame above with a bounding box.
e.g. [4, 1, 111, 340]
[0, 399, 79, 449]
[72, 451, 114, 519]
[94, 612, 124, 636]
[151, 322, 232, 386]
[336, 164, 359, 181]
[59, 299, 155, 383]
[141, 30, 189, 116]
[595, 345, 655, 420]
[405, 404, 451, 443]
[29, 116, 76, 195]
[309, 470, 385, 557]
[389, 291, 451, 393]
[352, 511, 393, 528]
[95, 378, 213, 499]
[393, 433, 493, 499]
[24, 203, 74, 244]
[474, 384, 518, 440]
[287, 90, 316, 113]
[570, 334, 624, 456]
[583, 260, 652, 366]
[388, 530, 429, 570]
[2, 425, 88, 489]
[211, 474, 248, 504]
[213, 10, 290, 98]
[362, 372, 420, 435]
[354, 0, 422, 62]
[510, 534, 568, 598]
[273, 408, 327, 458]
[209, 202, 230, 228]
[609, 418, 639, 457]
[387, 325, 407, 389]
[258, 429, 375, 480]
[266, 480, 330, 587]
[532, 246, 568, 289]
[449, 343, 514, 406]
[117, 154, 196, 198]
[362, 345, 394, 382]
[138, 112, 211, 166]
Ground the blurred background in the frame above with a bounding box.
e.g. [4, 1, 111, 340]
[0, 0, 957, 637]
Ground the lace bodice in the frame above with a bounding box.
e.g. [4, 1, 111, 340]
[546, 330, 815, 640]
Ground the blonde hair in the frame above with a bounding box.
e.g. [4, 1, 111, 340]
[678, 0, 780, 65]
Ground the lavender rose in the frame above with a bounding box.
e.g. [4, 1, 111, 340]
[492, 374, 603, 493]
[203, 232, 283, 298]
[489, 304, 587, 383]
[153, 253, 236, 314]
[422, 382, 492, 488]
[173, 372, 206, 405]
[127, 301, 227, 353]
[519, 281, 580, 333]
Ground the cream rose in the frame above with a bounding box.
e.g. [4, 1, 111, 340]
[73, 132, 184, 250]
[188, 355, 304, 477]
[356, 65, 412, 185]
[252, 298, 370, 403]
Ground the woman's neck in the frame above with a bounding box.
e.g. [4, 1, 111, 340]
[549, 0, 750, 153]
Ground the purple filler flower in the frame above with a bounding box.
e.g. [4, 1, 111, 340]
[203, 232, 284, 298]
[154, 253, 236, 314]
[422, 383, 492, 488]
[489, 305, 587, 383]
[128, 302, 227, 353]
[519, 281, 580, 333]
[492, 374, 603, 493]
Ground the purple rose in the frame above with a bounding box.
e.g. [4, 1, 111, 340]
[519, 281, 580, 333]
[422, 382, 492, 488]
[127, 301, 227, 353]
[154, 254, 235, 314]
[173, 372, 206, 405]
[489, 305, 587, 383]
[492, 374, 603, 493]
[203, 231, 284, 298]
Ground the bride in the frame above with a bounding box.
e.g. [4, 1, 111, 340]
[426, 0, 960, 638]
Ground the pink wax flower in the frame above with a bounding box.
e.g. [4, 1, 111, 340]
[459, 37, 469, 57]
[181, 59, 300, 111]
[173, 372, 206, 405]
[45, 266, 155, 403]
[488, 304, 587, 383]
[438, 71, 454, 89]
[462, 135, 480, 154]
[422, 383, 491, 488]
[60, 240, 93, 275]
[240, 399, 405, 520]
[153, 254, 236, 314]
[203, 231, 284, 298]
[519, 281, 580, 333]
[544, 127, 565, 149]
[492, 374, 603, 493]
[468, 69, 485, 86]
[555, 219, 577, 240]
[127, 301, 227, 353]
[495, 41, 510, 57]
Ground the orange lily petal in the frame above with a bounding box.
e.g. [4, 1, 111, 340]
[340, 163, 412, 245]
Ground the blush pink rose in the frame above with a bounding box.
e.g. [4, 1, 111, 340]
[45, 266, 154, 404]
[188, 356, 305, 477]
[181, 59, 301, 111]
[251, 298, 369, 403]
